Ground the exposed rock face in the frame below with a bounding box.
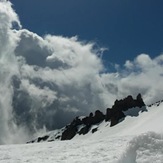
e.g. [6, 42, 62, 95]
[37, 135, 49, 142]
[61, 117, 82, 140]
[61, 126, 77, 140]
[61, 110, 105, 140]
[61, 94, 146, 140]
[28, 93, 146, 142]
[106, 94, 145, 126]
[109, 109, 125, 127]
[93, 110, 105, 124]
[82, 110, 105, 126]
[92, 127, 98, 133]
[27, 135, 49, 143]
[137, 94, 145, 107]
[78, 125, 90, 135]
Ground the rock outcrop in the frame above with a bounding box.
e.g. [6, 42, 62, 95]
[61, 110, 105, 140]
[60, 94, 146, 140]
[61, 117, 82, 140]
[28, 94, 146, 143]
[106, 94, 145, 126]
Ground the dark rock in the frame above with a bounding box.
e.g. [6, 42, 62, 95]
[37, 135, 49, 142]
[105, 94, 145, 127]
[82, 110, 105, 126]
[27, 140, 35, 144]
[110, 111, 125, 127]
[61, 126, 77, 140]
[61, 116, 83, 140]
[92, 127, 98, 133]
[82, 116, 92, 126]
[105, 108, 112, 121]
[61, 94, 145, 140]
[89, 112, 93, 117]
[70, 117, 83, 127]
[136, 93, 145, 107]
[78, 125, 90, 135]
[27, 93, 147, 143]
[93, 110, 105, 124]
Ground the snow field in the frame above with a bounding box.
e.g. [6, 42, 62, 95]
[1, 132, 163, 163]
[0, 100, 163, 162]
[0, 136, 130, 163]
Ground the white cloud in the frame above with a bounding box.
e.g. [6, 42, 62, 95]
[125, 60, 133, 69]
[20, 79, 57, 107]
[115, 54, 163, 104]
[0, 0, 28, 144]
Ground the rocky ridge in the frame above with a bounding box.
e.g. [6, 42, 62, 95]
[27, 94, 146, 143]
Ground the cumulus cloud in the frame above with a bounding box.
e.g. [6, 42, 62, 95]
[0, 0, 28, 144]
[13, 29, 106, 132]
[0, 0, 163, 144]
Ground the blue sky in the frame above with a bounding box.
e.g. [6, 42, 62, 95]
[12, 0, 163, 66]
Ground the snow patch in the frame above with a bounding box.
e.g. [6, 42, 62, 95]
[118, 132, 163, 163]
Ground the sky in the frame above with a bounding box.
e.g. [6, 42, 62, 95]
[11, 0, 163, 67]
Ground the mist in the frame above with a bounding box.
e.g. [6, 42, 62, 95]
[0, 0, 163, 144]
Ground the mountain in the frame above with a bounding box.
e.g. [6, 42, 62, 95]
[27, 94, 147, 143]
[1, 94, 163, 162]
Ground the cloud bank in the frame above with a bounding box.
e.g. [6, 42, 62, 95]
[0, 0, 163, 144]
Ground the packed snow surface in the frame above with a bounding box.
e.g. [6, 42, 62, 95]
[0, 132, 163, 163]
[0, 103, 163, 162]
[0, 136, 130, 163]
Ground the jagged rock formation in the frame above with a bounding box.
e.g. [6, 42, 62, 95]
[61, 110, 105, 140]
[61, 94, 146, 140]
[27, 94, 146, 143]
[106, 94, 145, 126]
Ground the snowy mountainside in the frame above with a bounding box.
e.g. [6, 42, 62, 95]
[1, 100, 163, 163]
[19, 95, 163, 162]
[27, 94, 154, 143]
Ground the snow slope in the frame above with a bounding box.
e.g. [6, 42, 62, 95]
[0, 135, 130, 163]
[0, 102, 163, 162]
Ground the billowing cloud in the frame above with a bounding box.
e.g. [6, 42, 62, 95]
[13, 29, 106, 132]
[0, 0, 163, 144]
